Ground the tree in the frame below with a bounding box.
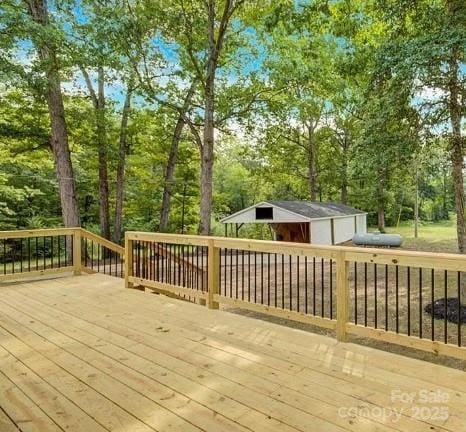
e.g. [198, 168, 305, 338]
[159, 83, 196, 231]
[113, 82, 133, 243]
[375, 0, 465, 250]
[80, 66, 110, 238]
[196, 0, 247, 234]
[23, 0, 80, 227]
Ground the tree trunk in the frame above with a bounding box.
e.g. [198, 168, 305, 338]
[341, 135, 348, 204]
[199, 0, 218, 235]
[448, 53, 465, 253]
[97, 67, 110, 239]
[159, 84, 195, 232]
[377, 169, 386, 232]
[80, 65, 109, 238]
[199, 92, 215, 235]
[445, 0, 466, 257]
[414, 178, 419, 238]
[307, 125, 318, 201]
[25, 0, 80, 228]
[113, 84, 132, 244]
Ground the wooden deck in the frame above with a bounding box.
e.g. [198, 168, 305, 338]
[0, 274, 465, 432]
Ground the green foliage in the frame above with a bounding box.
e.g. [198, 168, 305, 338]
[0, 0, 462, 246]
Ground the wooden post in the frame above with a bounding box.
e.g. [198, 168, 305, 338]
[336, 250, 349, 342]
[207, 239, 220, 309]
[73, 228, 82, 275]
[124, 234, 133, 289]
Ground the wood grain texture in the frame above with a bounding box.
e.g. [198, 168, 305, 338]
[0, 274, 464, 432]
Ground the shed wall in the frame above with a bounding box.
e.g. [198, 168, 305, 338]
[356, 214, 367, 233]
[334, 216, 356, 244]
[310, 219, 332, 245]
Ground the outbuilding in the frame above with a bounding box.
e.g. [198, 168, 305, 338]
[220, 200, 367, 245]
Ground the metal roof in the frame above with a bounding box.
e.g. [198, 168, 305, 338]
[266, 201, 365, 219]
[220, 200, 365, 223]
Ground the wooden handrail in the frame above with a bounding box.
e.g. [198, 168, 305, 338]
[0, 228, 77, 239]
[80, 229, 125, 255]
[126, 231, 466, 272]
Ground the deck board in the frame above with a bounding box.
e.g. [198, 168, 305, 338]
[0, 274, 465, 432]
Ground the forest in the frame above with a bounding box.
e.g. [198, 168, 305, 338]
[0, 0, 465, 250]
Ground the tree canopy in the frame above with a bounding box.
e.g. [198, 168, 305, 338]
[0, 0, 464, 250]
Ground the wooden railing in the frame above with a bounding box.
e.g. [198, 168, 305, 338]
[125, 232, 466, 361]
[80, 229, 125, 278]
[2, 229, 464, 360]
[0, 228, 125, 281]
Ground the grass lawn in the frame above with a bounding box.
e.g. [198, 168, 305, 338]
[383, 218, 459, 253]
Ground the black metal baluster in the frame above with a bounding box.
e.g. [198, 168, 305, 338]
[364, 263, 368, 326]
[64, 236, 68, 266]
[136, 241, 141, 278]
[43, 236, 46, 270]
[281, 254, 285, 309]
[217, 247, 221, 294]
[35, 237, 39, 270]
[354, 262, 358, 324]
[241, 250, 245, 301]
[248, 251, 251, 302]
[236, 249, 239, 299]
[444, 270, 448, 344]
[49, 237, 53, 269]
[28, 238, 31, 272]
[419, 268, 423, 339]
[289, 255, 292, 310]
[156, 243, 160, 282]
[431, 269, 435, 341]
[220, 248, 224, 295]
[395, 265, 399, 333]
[156, 242, 163, 282]
[374, 264, 377, 329]
[407, 267, 411, 336]
[170, 243, 173, 284]
[305, 256, 308, 314]
[254, 251, 257, 303]
[167, 243, 170, 283]
[458, 271, 461, 347]
[321, 258, 324, 317]
[267, 253, 270, 306]
[147, 243, 151, 281]
[3, 240, 6, 274]
[385, 265, 388, 331]
[183, 244, 186, 286]
[329, 259, 332, 318]
[297, 256, 300, 312]
[57, 236, 60, 268]
[93, 240, 96, 271]
[261, 252, 264, 304]
[188, 245, 192, 288]
[166, 243, 169, 284]
[230, 249, 233, 297]
[313, 257, 316, 315]
[19, 238, 23, 273]
[205, 245, 209, 293]
[97, 243, 105, 274]
[274, 253, 278, 308]
[177, 245, 182, 285]
[11, 239, 15, 274]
